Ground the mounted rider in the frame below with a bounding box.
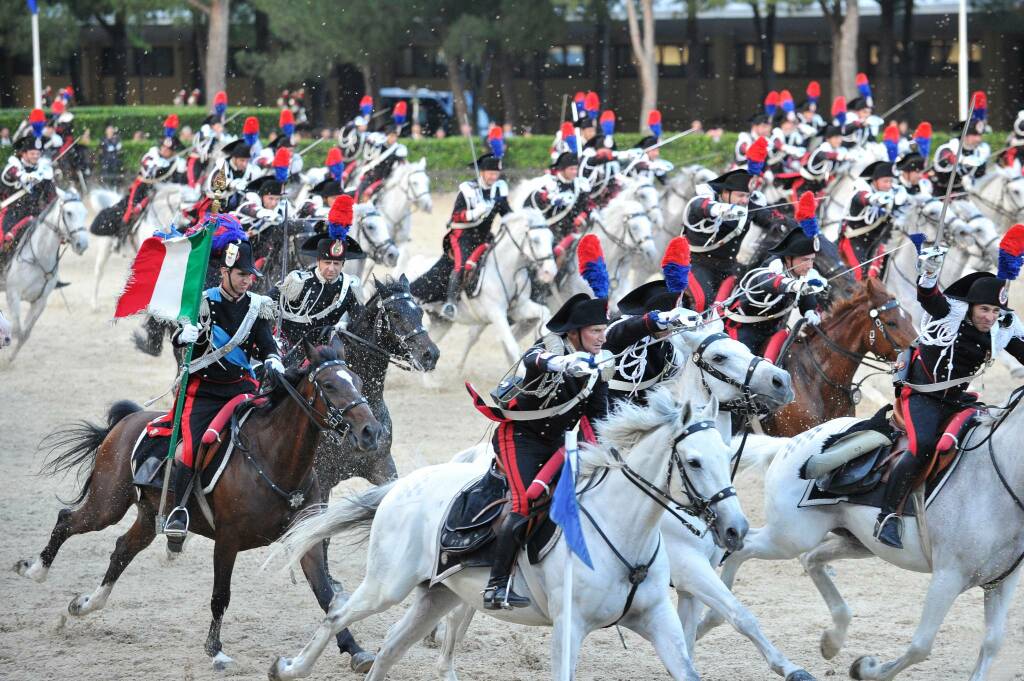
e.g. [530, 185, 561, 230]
[526, 151, 592, 241]
[838, 161, 901, 281]
[409, 150, 511, 321]
[622, 134, 673, 186]
[205, 139, 260, 211]
[578, 111, 620, 206]
[233, 176, 289, 237]
[931, 118, 990, 195]
[338, 95, 373, 166]
[354, 115, 407, 203]
[795, 81, 826, 141]
[839, 75, 882, 148]
[467, 236, 612, 609]
[115, 119, 187, 232]
[164, 230, 284, 545]
[734, 113, 772, 168]
[795, 125, 847, 199]
[877, 226, 1024, 549]
[605, 237, 700, 405]
[11, 107, 63, 156]
[1, 126, 55, 245]
[255, 112, 302, 177]
[298, 146, 346, 206]
[271, 196, 365, 352]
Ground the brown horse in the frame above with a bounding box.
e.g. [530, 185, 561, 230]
[13, 339, 382, 673]
[764, 277, 917, 435]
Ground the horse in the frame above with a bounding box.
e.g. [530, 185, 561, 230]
[970, 169, 1024, 229]
[13, 339, 382, 673]
[593, 190, 659, 296]
[90, 182, 188, 311]
[763, 278, 916, 436]
[0, 307, 11, 348]
[699, 384, 1024, 681]
[266, 388, 747, 681]
[660, 166, 717, 239]
[376, 158, 432, 272]
[1, 187, 89, 360]
[407, 208, 558, 369]
[345, 204, 402, 281]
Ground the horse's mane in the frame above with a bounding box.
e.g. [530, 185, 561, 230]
[259, 344, 342, 410]
[581, 387, 684, 477]
[822, 282, 874, 322]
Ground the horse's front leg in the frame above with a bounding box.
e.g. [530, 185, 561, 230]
[800, 533, 873, 660]
[92, 237, 113, 311]
[968, 568, 1021, 681]
[4, 288, 23, 357]
[488, 312, 523, 366]
[12, 290, 50, 359]
[623, 597, 700, 681]
[457, 324, 487, 376]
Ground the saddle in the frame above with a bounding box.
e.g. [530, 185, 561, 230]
[461, 243, 491, 298]
[432, 461, 560, 585]
[798, 402, 979, 512]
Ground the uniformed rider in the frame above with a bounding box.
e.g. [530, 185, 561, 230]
[839, 161, 901, 280]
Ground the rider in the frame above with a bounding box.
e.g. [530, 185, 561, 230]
[877, 231, 1024, 548]
[839, 94, 880, 149]
[796, 125, 848, 199]
[98, 124, 124, 189]
[354, 124, 405, 203]
[472, 272, 610, 609]
[734, 114, 772, 168]
[206, 139, 259, 210]
[932, 119, 990, 195]
[409, 152, 511, 321]
[273, 196, 365, 351]
[623, 135, 673, 186]
[1, 135, 55, 245]
[233, 176, 288, 236]
[526, 151, 591, 241]
[164, 233, 284, 546]
[838, 161, 901, 281]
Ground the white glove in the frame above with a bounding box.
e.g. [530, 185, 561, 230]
[803, 309, 822, 326]
[264, 356, 285, 375]
[651, 308, 700, 330]
[783, 277, 802, 294]
[256, 208, 278, 222]
[178, 323, 200, 344]
[546, 351, 595, 377]
[710, 202, 745, 220]
[468, 201, 494, 221]
[869, 191, 893, 207]
[960, 155, 984, 168]
[800, 278, 827, 295]
[230, 178, 247, 192]
[917, 246, 948, 277]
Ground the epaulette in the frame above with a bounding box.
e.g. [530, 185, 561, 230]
[248, 292, 278, 320]
[541, 332, 569, 355]
[279, 269, 313, 301]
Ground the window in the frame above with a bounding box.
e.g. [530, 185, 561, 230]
[545, 45, 588, 77]
[394, 46, 446, 79]
[655, 44, 713, 78]
[735, 43, 829, 78]
[869, 40, 982, 78]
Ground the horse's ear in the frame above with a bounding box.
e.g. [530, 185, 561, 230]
[398, 273, 410, 288]
[371, 274, 381, 290]
[304, 339, 320, 364]
[700, 395, 719, 421]
[330, 333, 346, 361]
[418, 157, 427, 168]
[680, 400, 692, 426]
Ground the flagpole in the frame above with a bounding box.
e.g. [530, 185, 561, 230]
[30, 2, 42, 108]
[155, 173, 224, 533]
[560, 427, 578, 681]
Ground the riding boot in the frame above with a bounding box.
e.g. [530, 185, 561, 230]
[874, 453, 927, 550]
[440, 270, 462, 321]
[483, 512, 531, 610]
[164, 464, 195, 552]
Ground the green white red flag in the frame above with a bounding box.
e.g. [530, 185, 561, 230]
[114, 228, 211, 323]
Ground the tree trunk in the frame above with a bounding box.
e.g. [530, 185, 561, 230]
[309, 76, 327, 128]
[765, 3, 777, 90]
[359, 62, 376, 104]
[686, 0, 700, 117]
[0, 47, 15, 107]
[252, 8, 269, 105]
[838, 0, 859, 98]
[900, 0, 915, 110]
[104, 9, 130, 105]
[191, 8, 205, 93]
[204, 0, 230, 104]
[625, 0, 658, 131]
[445, 50, 470, 132]
[498, 50, 519, 127]
[878, 0, 896, 108]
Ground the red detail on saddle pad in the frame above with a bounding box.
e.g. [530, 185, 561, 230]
[357, 179, 382, 203]
[201, 394, 266, 444]
[465, 243, 488, 270]
[936, 408, 977, 455]
[762, 329, 789, 364]
[3, 216, 33, 243]
[715, 275, 737, 304]
[122, 178, 144, 224]
[553, 234, 576, 258]
[527, 446, 566, 501]
[838, 238, 863, 281]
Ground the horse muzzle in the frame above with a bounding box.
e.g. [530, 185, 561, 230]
[348, 419, 382, 453]
[713, 512, 749, 552]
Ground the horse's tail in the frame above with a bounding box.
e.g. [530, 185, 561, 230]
[264, 481, 397, 573]
[40, 400, 142, 506]
[731, 433, 791, 477]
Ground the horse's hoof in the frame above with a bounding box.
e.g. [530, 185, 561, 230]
[820, 630, 842, 659]
[13, 558, 48, 582]
[350, 651, 375, 674]
[786, 671, 817, 681]
[68, 594, 86, 616]
[849, 655, 879, 680]
[268, 657, 288, 681]
[211, 651, 235, 671]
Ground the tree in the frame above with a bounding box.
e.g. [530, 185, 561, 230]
[748, 0, 779, 92]
[818, 0, 859, 99]
[186, 0, 230, 104]
[624, 0, 656, 132]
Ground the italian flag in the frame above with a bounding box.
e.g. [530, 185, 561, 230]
[114, 228, 212, 323]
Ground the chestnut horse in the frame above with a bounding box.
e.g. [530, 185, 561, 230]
[14, 340, 382, 673]
[764, 278, 917, 436]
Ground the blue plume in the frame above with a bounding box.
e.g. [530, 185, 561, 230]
[489, 137, 504, 159]
[328, 223, 349, 240]
[328, 162, 344, 181]
[650, 122, 662, 137]
[581, 259, 609, 298]
[282, 123, 295, 136]
[799, 217, 820, 239]
[663, 264, 690, 294]
[274, 165, 288, 182]
[214, 103, 226, 117]
[998, 249, 1023, 281]
[884, 140, 899, 163]
[858, 82, 872, 99]
[909, 233, 926, 255]
[211, 215, 247, 252]
[244, 132, 258, 147]
[550, 449, 593, 569]
[915, 137, 931, 159]
[836, 112, 846, 126]
[565, 134, 578, 155]
[747, 160, 765, 176]
[31, 122, 45, 137]
[164, 126, 176, 139]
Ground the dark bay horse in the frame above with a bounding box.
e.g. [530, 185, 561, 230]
[14, 340, 382, 673]
[764, 277, 917, 435]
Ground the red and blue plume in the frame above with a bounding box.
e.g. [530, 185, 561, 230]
[213, 90, 227, 117]
[52, 98, 65, 115]
[908, 233, 927, 255]
[600, 110, 615, 136]
[647, 109, 662, 138]
[883, 123, 901, 162]
[326, 147, 345, 181]
[279, 109, 295, 136]
[831, 96, 847, 126]
[856, 73, 872, 102]
[163, 113, 179, 139]
[210, 214, 247, 252]
[795, 191, 819, 239]
[584, 91, 600, 120]
[577, 234, 609, 299]
[573, 91, 585, 108]
[913, 122, 932, 159]
[780, 89, 795, 113]
[392, 100, 407, 126]
[661, 237, 691, 294]
[560, 121, 577, 154]
[746, 136, 768, 176]
[273, 147, 291, 182]
[29, 108, 46, 137]
[806, 81, 821, 104]
[971, 91, 987, 122]
[764, 91, 779, 116]
[997, 224, 1024, 281]
[328, 195, 355, 240]
[359, 94, 373, 117]
[243, 116, 259, 146]
[487, 125, 504, 159]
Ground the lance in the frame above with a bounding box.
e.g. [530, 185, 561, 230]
[1, 136, 81, 209]
[934, 98, 977, 253]
[463, 114, 480, 178]
[295, 136, 327, 159]
[878, 89, 926, 120]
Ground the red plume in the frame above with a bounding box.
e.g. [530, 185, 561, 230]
[1000, 224, 1024, 257]
[780, 89, 793, 102]
[242, 116, 259, 135]
[806, 81, 821, 99]
[855, 72, 869, 87]
[162, 113, 179, 129]
[214, 90, 228, 105]
[487, 124, 502, 141]
[764, 91, 780, 107]
[747, 136, 768, 163]
[29, 108, 46, 124]
[576, 234, 604, 273]
[326, 147, 343, 166]
[831, 96, 847, 117]
[329, 195, 354, 226]
[795, 191, 818, 222]
[279, 109, 294, 128]
[52, 99, 65, 114]
[914, 121, 932, 139]
[272, 147, 291, 168]
[647, 109, 661, 126]
[661, 236, 691, 268]
[584, 91, 600, 112]
[884, 122, 900, 143]
[393, 100, 407, 117]
[972, 91, 987, 110]
[573, 91, 585, 103]
[560, 121, 574, 139]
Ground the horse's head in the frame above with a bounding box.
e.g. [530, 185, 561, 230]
[390, 158, 432, 213]
[674, 313, 794, 412]
[813, 235, 859, 306]
[55, 187, 89, 255]
[356, 208, 400, 267]
[367, 274, 440, 371]
[614, 198, 658, 265]
[949, 209, 1000, 271]
[1004, 175, 1024, 215]
[826, 278, 916, 361]
[301, 338, 382, 452]
[508, 208, 558, 284]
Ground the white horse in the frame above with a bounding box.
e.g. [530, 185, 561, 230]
[699, 391, 1024, 681]
[344, 204, 402, 281]
[267, 388, 746, 681]
[2, 188, 89, 359]
[407, 208, 557, 369]
[970, 169, 1024, 230]
[90, 182, 187, 311]
[376, 158, 432, 272]
[435, 317, 812, 681]
[661, 166, 717, 239]
[590, 193, 658, 297]
[0, 307, 11, 349]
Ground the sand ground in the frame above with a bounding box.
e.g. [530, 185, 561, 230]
[1, 193, 1022, 680]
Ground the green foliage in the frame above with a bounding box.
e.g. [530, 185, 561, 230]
[0, 106, 283, 140]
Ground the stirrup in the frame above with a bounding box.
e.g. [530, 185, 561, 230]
[440, 302, 457, 321]
[874, 513, 903, 548]
[164, 507, 189, 552]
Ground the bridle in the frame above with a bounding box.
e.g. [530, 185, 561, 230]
[488, 219, 556, 305]
[691, 332, 769, 416]
[379, 166, 430, 227]
[337, 289, 430, 372]
[594, 209, 654, 287]
[354, 210, 398, 264]
[16, 195, 86, 289]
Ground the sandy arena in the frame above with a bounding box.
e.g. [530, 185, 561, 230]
[1, 193, 1022, 680]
